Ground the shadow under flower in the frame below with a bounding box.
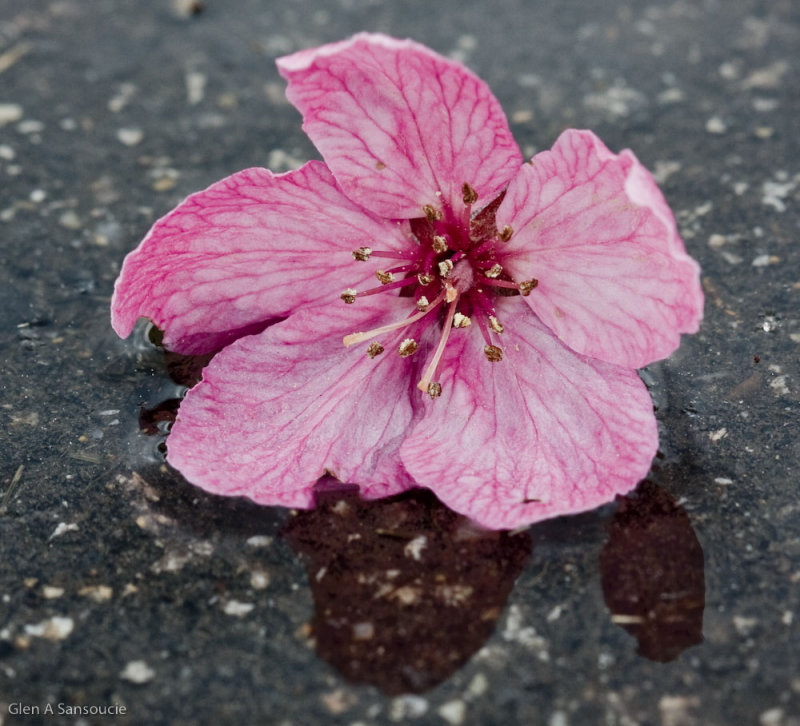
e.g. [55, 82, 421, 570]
[281, 480, 532, 695]
[599, 480, 705, 662]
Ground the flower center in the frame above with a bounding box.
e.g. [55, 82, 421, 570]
[341, 183, 537, 398]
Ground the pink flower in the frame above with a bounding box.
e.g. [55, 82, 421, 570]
[111, 33, 703, 530]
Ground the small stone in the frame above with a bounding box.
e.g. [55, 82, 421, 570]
[389, 695, 428, 721]
[705, 116, 727, 134]
[186, 71, 207, 105]
[0, 144, 15, 160]
[246, 535, 273, 547]
[120, 660, 155, 684]
[759, 708, 785, 726]
[59, 210, 82, 230]
[29, 189, 46, 203]
[79, 585, 113, 602]
[117, 127, 143, 146]
[49, 522, 79, 540]
[0, 104, 23, 125]
[42, 586, 65, 599]
[223, 600, 254, 617]
[25, 616, 74, 641]
[249, 570, 271, 590]
[437, 700, 466, 726]
[17, 119, 44, 134]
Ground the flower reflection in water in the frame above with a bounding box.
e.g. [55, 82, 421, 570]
[282, 481, 531, 695]
[600, 480, 705, 662]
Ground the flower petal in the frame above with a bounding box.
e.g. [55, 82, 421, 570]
[277, 33, 522, 219]
[497, 129, 703, 369]
[167, 296, 423, 507]
[400, 300, 658, 530]
[111, 160, 411, 354]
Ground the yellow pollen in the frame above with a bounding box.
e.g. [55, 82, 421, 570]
[399, 338, 419, 357]
[438, 259, 454, 278]
[340, 288, 357, 304]
[375, 270, 393, 284]
[423, 204, 441, 221]
[484, 345, 503, 362]
[432, 235, 448, 253]
[417, 272, 435, 286]
[484, 263, 503, 279]
[352, 246, 372, 261]
[489, 315, 504, 333]
[462, 182, 478, 205]
[453, 313, 471, 328]
[416, 296, 430, 311]
[427, 382, 442, 398]
[445, 283, 458, 303]
[519, 279, 539, 296]
[366, 342, 384, 358]
[500, 225, 513, 242]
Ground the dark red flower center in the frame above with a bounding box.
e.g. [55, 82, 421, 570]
[341, 183, 537, 397]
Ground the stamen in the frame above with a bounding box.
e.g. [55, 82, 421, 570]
[416, 296, 430, 312]
[343, 289, 448, 347]
[488, 315, 504, 333]
[432, 235, 448, 254]
[398, 338, 419, 357]
[462, 182, 478, 206]
[375, 270, 394, 284]
[479, 277, 520, 291]
[417, 272, 435, 286]
[366, 342, 384, 358]
[438, 259, 454, 278]
[499, 225, 513, 242]
[423, 204, 441, 221]
[368, 250, 414, 260]
[352, 247, 372, 261]
[340, 288, 357, 304]
[484, 263, 503, 279]
[484, 345, 503, 362]
[356, 276, 419, 298]
[519, 279, 539, 296]
[417, 296, 459, 392]
[427, 382, 442, 398]
[453, 312, 471, 328]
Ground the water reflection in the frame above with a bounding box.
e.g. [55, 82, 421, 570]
[599, 480, 705, 662]
[282, 482, 532, 695]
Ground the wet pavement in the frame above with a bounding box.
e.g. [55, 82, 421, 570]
[1, 1, 798, 724]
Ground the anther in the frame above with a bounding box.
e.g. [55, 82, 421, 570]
[462, 182, 478, 206]
[484, 345, 503, 362]
[499, 225, 513, 242]
[519, 279, 539, 296]
[366, 342, 384, 358]
[352, 246, 372, 261]
[398, 338, 419, 358]
[438, 259, 454, 278]
[417, 272, 435, 286]
[488, 315, 504, 333]
[453, 313, 471, 328]
[432, 235, 448, 254]
[340, 288, 357, 304]
[427, 382, 442, 398]
[416, 296, 430, 312]
[375, 270, 394, 284]
[423, 204, 442, 221]
[484, 263, 503, 279]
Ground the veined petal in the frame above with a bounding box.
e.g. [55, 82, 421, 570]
[111, 161, 411, 354]
[497, 129, 703, 369]
[400, 300, 658, 530]
[277, 33, 523, 219]
[167, 296, 422, 507]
